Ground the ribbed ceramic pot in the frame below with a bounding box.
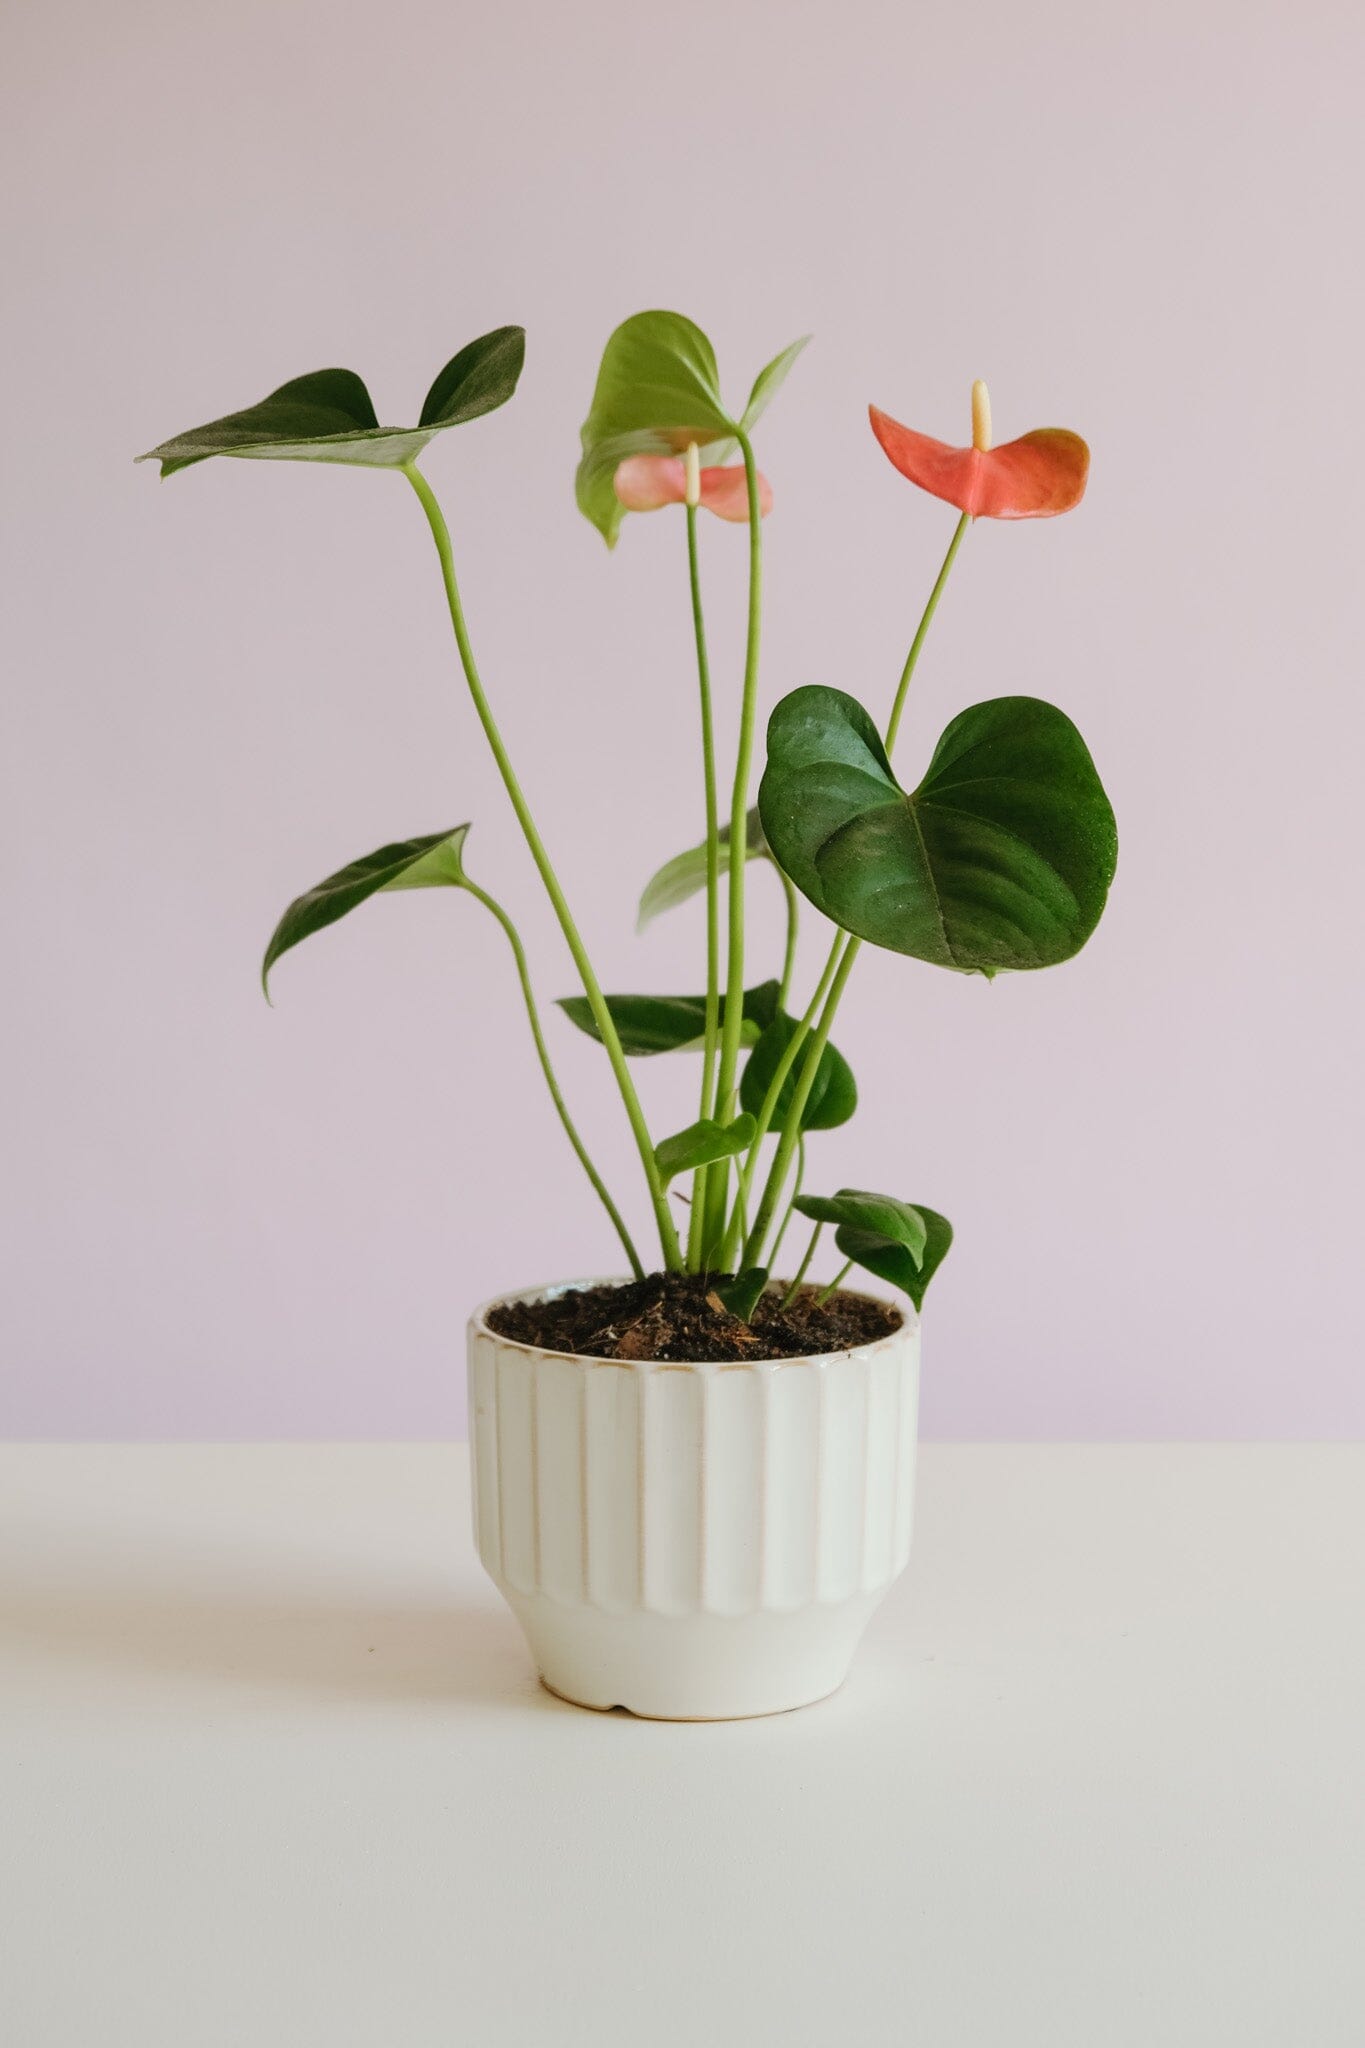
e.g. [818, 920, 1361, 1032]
[467, 1280, 921, 1720]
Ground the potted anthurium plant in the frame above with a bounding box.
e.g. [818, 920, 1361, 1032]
[139, 312, 1116, 1719]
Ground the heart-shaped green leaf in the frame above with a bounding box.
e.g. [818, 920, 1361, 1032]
[740, 1007, 857, 1131]
[262, 826, 471, 996]
[556, 982, 776, 1057]
[576, 311, 807, 547]
[139, 329, 524, 478]
[759, 688, 1117, 975]
[655, 1113, 756, 1184]
[714, 1267, 769, 1321]
[636, 807, 768, 931]
[793, 1190, 953, 1310]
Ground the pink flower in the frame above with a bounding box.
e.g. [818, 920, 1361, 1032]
[869, 382, 1089, 520]
[613, 454, 773, 523]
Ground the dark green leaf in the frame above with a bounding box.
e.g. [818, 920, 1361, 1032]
[139, 328, 525, 478]
[759, 688, 1117, 975]
[740, 1009, 857, 1131]
[419, 326, 525, 428]
[655, 1113, 756, 1184]
[636, 807, 769, 930]
[793, 1190, 953, 1310]
[714, 1267, 769, 1322]
[556, 982, 777, 1057]
[262, 826, 471, 996]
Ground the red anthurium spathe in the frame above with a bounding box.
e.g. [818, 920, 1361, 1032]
[613, 452, 773, 524]
[869, 381, 1089, 519]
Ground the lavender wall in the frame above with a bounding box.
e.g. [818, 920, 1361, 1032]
[4, 0, 1361, 1439]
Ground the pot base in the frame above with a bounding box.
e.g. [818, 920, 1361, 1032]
[505, 1585, 885, 1721]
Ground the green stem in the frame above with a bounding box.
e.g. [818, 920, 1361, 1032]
[817, 1258, 854, 1308]
[744, 937, 860, 1264]
[460, 876, 643, 1279]
[403, 463, 682, 1271]
[885, 511, 971, 753]
[723, 938, 843, 1267]
[713, 432, 764, 1126]
[781, 1219, 823, 1308]
[744, 514, 973, 1269]
[766, 1133, 804, 1275]
[685, 500, 721, 1272]
[777, 869, 800, 1012]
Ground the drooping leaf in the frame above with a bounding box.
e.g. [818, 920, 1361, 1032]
[262, 826, 472, 996]
[556, 982, 777, 1057]
[636, 808, 769, 931]
[739, 1008, 857, 1132]
[741, 335, 811, 433]
[576, 312, 737, 547]
[575, 312, 807, 547]
[759, 688, 1117, 975]
[793, 1190, 953, 1310]
[655, 1113, 756, 1184]
[138, 328, 525, 478]
[714, 1267, 769, 1321]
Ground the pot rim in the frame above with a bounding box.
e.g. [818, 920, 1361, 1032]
[469, 1275, 917, 1373]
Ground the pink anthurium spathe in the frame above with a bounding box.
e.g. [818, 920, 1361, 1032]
[869, 380, 1089, 519]
[613, 449, 773, 524]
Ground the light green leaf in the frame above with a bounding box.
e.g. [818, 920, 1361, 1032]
[741, 335, 811, 433]
[636, 808, 768, 931]
[138, 329, 525, 478]
[655, 1113, 757, 1184]
[575, 311, 808, 547]
[262, 826, 471, 996]
[759, 688, 1117, 975]
[793, 1190, 954, 1310]
[575, 311, 737, 546]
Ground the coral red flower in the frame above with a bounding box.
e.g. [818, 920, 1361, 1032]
[613, 454, 772, 523]
[869, 382, 1088, 520]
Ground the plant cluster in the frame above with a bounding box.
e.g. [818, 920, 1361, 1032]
[140, 313, 1117, 1320]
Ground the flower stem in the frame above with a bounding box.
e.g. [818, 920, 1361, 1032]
[884, 512, 971, 753]
[403, 463, 682, 1272]
[766, 1132, 804, 1275]
[685, 500, 721, 1272]
[458, 874, 643, 1278]
[713, 432, 764, 1132]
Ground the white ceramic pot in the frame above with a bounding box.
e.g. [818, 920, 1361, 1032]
[467, 1280, 921, 1720]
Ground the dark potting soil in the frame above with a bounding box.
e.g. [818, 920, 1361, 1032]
[485, 1271, 901, 1364]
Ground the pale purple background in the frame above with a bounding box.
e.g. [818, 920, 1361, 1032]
[3, 0, 1362, 1440]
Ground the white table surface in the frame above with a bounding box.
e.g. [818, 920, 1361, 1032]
[1, 1445, 1361, 2047]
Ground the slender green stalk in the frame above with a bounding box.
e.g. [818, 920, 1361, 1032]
[403, 463, 682, 1271]
[766, 1133, 804, 1275]
[777, 869, 800, 1012]
[884, 512, 970, 752]
[781, 1218, 823, 1308]
[744, 514, 974, 1269]
[723, 937, 843, 1266]
[744, 936, 859, 1263]
[459, 875, 643, 1278]
[684, 498, 721, 1271]
[713, 432, 765, 1128]
[817, 1258, 854, 1308]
